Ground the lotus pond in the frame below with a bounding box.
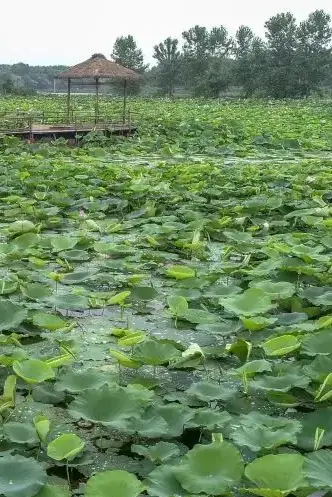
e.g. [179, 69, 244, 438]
[2, 97, 332, 497]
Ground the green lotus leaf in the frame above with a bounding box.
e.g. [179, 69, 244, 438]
[69, 385, 146, 425]
[303, 449, 332, 487]
[61, 250, 90, 261]
[262, 335, 301, 357]
[186, 408, 232, 430]
[220, 288, 276, 317]
[109, 349, 142, 369]
[252, 372, 309, 392]
[266, 391, 300, 407]
[244, 454, 306, 494]
[230, 412, 302, 452]
[8, 220, 36, 234]
[131, 286, 158, 301]
[302, 330, 332, 356]
[179, 308, 218, 324]
[133, 339, 181, 365]
[47, 433, 85, 461]
[62, 271, 97, 284]
[0, 300, 27, 331]
[147, 465, 186, 497]
[0, 454, 46, 497]
[297, 407, 332, 450]
[52, 294, 89, 310]
[167, 295, 188, 315]
[156, 403, 194, 437]
[13, 359, 55, 384]
[173, 441, 244, 495]
[3, 422, 39, 444]
[108, 291, 131, 305]
[22, 283, 52, 300]
[11, 232, 38, 250]
[300, 286, 332, 306]
[0, 279, 18, 295]
[249, 280, 295, 299]
[132, 441, 180, 463]
[235, 359, 272, 377]
[85, 470, 145, 497]
[34, 485, 70, 497]
[241, 315, 277, 331]
[56, 369, 113, 393]
[33, 415, 51, 443]
[32, 312, 67, 331]
[166, 265, 195, 280]
[51, 236, 78, 252]
[304, 355, 332, 380]
[187, 381, 236, 402]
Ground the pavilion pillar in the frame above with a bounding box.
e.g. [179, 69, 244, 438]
[67, 78, 71, 122]
[95, 78, 100, 124]
[123, 79, 128, 124]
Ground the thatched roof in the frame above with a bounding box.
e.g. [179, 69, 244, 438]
[55, 53, 139, 80]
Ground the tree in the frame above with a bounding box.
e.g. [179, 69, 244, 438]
[234, 26, 267, 96]
[264, 12, 298, 98]
[182, 25, 233, 96]
[111, 35, 148, 73]
[153, 37, 182, 96]
[296, 10, 332, 96]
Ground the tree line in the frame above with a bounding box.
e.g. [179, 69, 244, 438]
[1, 9, 332, 99]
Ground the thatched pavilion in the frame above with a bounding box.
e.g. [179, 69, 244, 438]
[55, 53, 140, 122]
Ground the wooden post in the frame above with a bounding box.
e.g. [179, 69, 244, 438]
[53, 79, 56, 93]
[123, 79, 127, 124]
[95, 78, 100, 125]
[67, 78, 71, 122]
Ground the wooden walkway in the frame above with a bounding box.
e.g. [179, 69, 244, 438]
[0, 123, 137, 141]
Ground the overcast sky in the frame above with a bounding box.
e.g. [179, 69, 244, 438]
[2, 0, 331, 66]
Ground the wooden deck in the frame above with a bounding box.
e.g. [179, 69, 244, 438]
[0, 123, 137, 141]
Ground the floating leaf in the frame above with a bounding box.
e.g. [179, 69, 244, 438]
[173, 441, 244, 495]
[47, 433, 85, 461]
[8, 220, 35, 234]
[32, 312, 67, 331]
[166, 265, 195, 280]
[147, 465, 185, 497]
[131, 286, 158, 301]
[0, 454, 46, 497]
[187, 381, 235, 402]
[34, 485, 70, 497]
[109, 291, 131, 305]
[262, 335, 300, 357]
[22, 283, 52, 300]
[69, 385, 146, 425]
[33, 415, 50, 443]
[180, 308, 218, 324]
[241, 315, 277, 331]
[220, 288, 276, 317]
[56, 369, 112, 393]
[230, 412, 302, 452]
[0, 300, 27, 331]
[109, 349, 142, 369]
[85, 470, 145, 497]
[134, 339, 181, 366]
[304, 450, 332, 488]
[249, 280, 295, 299]
[167, 295, 188, 316]
[132, 442, 180, 463]
[3, 422, 38, 445]
[51, 236, 78, 252]
[244, 454, 306, 495]
[13, 359, 55, 384]
[297, 408, 332, 450]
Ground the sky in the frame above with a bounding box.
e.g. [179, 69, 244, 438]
[2, 0, 331, 66]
